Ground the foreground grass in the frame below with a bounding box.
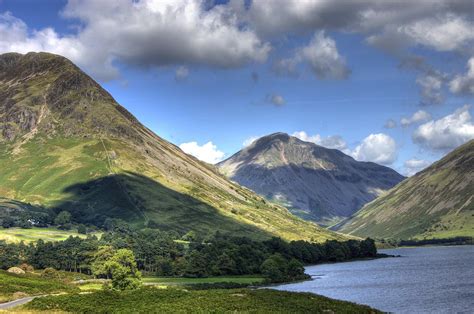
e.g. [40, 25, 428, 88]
[142, 276, 265, 285]
[0, 271, 78, 303]
[0, 227, 101, 243]
[25, 287, 380, 313]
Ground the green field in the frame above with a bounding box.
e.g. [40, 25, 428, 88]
[0, 227, 101, 243]
[0, 271, 78, 303]
[24, 287, 381, 313]
[142, 276, 265, 285]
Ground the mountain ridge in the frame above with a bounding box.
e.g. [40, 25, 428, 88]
[335, 140, 474, 239]
[0, 52, 345, 242]
[218, 132, 405, 225]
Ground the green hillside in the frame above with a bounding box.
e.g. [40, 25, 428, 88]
[335, 140, 474, 239]
[0, 52, 344, 242]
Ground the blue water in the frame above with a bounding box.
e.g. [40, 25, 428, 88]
[271, 246, 474, 313]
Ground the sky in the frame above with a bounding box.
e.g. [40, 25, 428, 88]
[1, 0, 474, 176]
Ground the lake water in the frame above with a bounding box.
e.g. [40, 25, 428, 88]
[271, 246, 474, 313]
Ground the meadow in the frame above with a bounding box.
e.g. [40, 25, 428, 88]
[24, 287, 381, 313]
[0, 227, 101, 243]
[142, 275, 265, 285]
[0, 271, 78, 303]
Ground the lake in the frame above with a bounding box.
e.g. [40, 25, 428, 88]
[271, 246, 474, 313]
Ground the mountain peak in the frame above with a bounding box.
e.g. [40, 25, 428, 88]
[0, 52, 140, 143]
[219, 133, 404, 224]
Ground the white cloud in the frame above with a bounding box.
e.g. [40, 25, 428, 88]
[267, 94, 285, 106]
[292, 131, 348, 151]
[413, 105, 474, 152]
[243, 136, 259, 147]
[351, 133, 398, 165]
[175, 66, 189, 81]
[179, 141, 225, 164]
[384, 119, 397, 129]
[399, 14, 474, 52]
[449, 57, 474, 95]
[416, 74, 444, 105]
[403, 158, 431, 176]
[0, 1, 270, 80]
[276, 31, 349, 79]
[401, 110, 432, 127]
[300, 31, 350, 79]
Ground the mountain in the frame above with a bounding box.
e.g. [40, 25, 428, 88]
[0, 52, 345, 242]
[217, 133, 404, 225]
[335, 140, 474, 239]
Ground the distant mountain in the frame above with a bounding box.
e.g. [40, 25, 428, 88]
[218, 133, 404, 225]
[0, 52, 345, 242]
[335, 140, 474, 239]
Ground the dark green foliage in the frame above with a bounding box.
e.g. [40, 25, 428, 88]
[0, 241, 23, 269]
[25, 287, 381, 313]
[1, 217, 15, 228]
[0, 227, 377, 284]
[54, 210, 72, 230]
[399, 236, 473, 246]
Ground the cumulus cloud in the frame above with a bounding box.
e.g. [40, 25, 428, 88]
[398, 14, 474, 52]
[384, 119, 397, 129]
[292, 131, 348, 151]
[0, 1, 271, 80]
[449, 57, 474, 95]
[274, 31, 349, 79]
[413, 105, 474, 152]
[351, 133, 398, 165]
[179, 141, 225, 164]
[300, 31, 350, 79]
[267, 94, 286, 106]
[401, 110, 432, 127]
[175, 66, 189, 81]
[403, 158, 431, 176]
[416, 74, 444, 105]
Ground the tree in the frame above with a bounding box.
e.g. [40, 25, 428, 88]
[54, 211, 71, 229]
[287, 258, 305, 279]
[1, 217, 15, 228]
[77, 224, 87, 234]
[104, 249, 142, 290]
[260, 254, 287, 283]
[91, 245, 115, 278]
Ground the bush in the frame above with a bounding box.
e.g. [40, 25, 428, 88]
[41, 268, 60, 279]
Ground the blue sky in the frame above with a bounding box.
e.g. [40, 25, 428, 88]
[1, 0, 473, 175]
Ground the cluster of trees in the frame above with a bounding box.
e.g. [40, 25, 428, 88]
[0, 225, 377, 284]
[1, 210, 79, 231]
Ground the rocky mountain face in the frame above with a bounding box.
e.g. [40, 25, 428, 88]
[0, 52, 345, 242]
[218, 133, 404, 225]
[335, 140, 474, 239]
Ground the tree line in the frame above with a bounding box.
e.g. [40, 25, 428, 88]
[0, 224, 377, 283]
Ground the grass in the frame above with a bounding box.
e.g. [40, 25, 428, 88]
[0, 227, 101, 243]
[0, 133, 345, 242]
[24, 287, 381, 313]
[142, 276, 265, 286]
[0, 271, 78, 303]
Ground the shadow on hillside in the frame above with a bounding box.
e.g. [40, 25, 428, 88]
[48, 171, 270, 238]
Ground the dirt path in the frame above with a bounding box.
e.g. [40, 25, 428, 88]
[0, 296, 37, 310]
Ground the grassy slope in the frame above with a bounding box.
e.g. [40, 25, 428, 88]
[25, 287, 380, 313]
[0, 136, 345, 242]
[336, 140, 474, 239]
[0, 271, 78, 303]
[0, 227, 100, 243]
[0, 52, 344, 242]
